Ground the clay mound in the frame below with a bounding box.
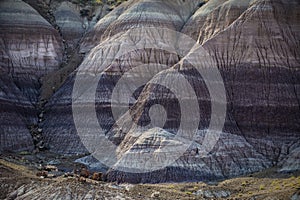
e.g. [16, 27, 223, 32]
[182, 0, 252, 43]
[54, 1, 85, 49]
[39, 0, 299, 183]
[0, 0, 63, 152]
[80, 0, 202, 53]
[0, 76, 35, 152]
[106, 0, 300, 182]
[43, 0, 202, 154]
[0, 0, 63, 79]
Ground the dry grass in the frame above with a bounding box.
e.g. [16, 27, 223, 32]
[0, 159, 37, 178]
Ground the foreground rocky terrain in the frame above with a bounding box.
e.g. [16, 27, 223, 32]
[0, 153, 300, 199]
[0, 0, 299, 194]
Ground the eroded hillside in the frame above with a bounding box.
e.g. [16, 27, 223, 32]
[0, 0, 299, 196]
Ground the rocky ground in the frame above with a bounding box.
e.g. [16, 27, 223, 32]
[0, 152, 299, 200]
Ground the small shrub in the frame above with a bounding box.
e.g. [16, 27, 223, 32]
[259, 185, 265, 190]
[241, 181, 247, 187]
[36, 171, 48, 178]
[18, 151, 31, 155]
[80, 167, 90, 178]
[91, 172, 102, 181]
[271, 180, 277, 186]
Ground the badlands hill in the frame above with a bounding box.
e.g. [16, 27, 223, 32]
[0, 0, 299, 193]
